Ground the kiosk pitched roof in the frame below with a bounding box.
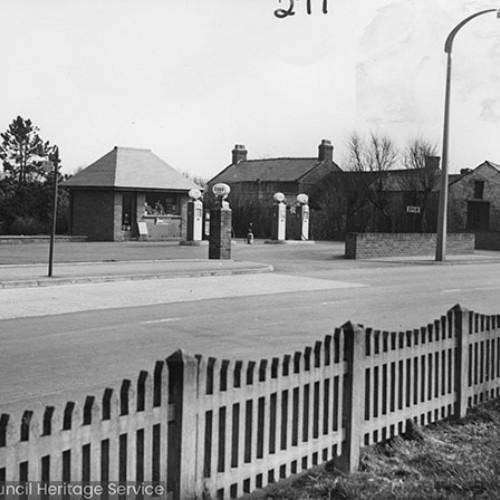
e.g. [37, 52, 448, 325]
[64, 146, 199, 191]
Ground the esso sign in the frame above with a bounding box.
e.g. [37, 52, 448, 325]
[188, 188, 202, 200]
[212, 183, 230, 199]
[296, 193, 309, 205]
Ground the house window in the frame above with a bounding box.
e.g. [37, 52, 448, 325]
[144, 193, 180, 216]
[474, 181, 484, 199]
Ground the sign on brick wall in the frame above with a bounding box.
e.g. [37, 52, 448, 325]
[406, 206, 421, 214]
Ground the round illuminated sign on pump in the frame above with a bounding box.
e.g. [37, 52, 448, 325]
[273, 192, 286, 203]
[188, 188, 202, 200]
[296, 193, 309, 205]
[212, 183, 231, 199]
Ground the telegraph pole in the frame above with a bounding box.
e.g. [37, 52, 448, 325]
[48, 146, 60, 277]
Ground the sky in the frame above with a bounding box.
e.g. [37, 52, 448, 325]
[1, 0, 499, 179]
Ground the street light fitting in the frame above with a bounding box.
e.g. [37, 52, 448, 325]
[444, 9, 500, 54]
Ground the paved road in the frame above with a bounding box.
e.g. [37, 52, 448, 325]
[1, 244, 500, 415]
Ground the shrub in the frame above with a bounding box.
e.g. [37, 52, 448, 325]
[0, 178, 70, 235]
[7, 216, 49, 235]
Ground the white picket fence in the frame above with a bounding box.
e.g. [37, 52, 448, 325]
[1, 305, 500, 499]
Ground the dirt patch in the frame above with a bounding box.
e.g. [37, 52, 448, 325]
[264, 398, 500, 499]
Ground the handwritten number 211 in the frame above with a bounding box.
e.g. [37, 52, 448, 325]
[274, 0, 328, 18]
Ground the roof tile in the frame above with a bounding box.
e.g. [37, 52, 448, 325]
[210, 157, 340, 183]
[64, 147, 199, 191]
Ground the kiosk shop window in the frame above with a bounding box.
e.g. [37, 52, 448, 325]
[144, 193, 180, 215]
[122, 193, 134, 231]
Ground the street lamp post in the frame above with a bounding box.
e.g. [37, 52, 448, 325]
[48, 146, 60, 277]
[435, 9, 500, 261]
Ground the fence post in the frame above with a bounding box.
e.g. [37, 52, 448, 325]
[337, 321, 366, 473]
[452, 305, 470, 419]
[166, 349, 200, 500]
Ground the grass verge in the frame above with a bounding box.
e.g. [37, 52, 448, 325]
[264, 398, 500, 499]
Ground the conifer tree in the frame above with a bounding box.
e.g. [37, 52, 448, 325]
[0, 116, 54, 187]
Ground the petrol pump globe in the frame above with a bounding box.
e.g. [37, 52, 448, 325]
[273, 192, 286, 203]
[188, 188, 202, 200]
[296, 193, 309, 205]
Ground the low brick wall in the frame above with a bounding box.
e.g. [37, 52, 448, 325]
[0, 235, 87, 244]
[345, 232, 475, 259]
[475, 232, 500, 250]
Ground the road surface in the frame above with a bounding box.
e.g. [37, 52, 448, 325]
[1, 254, 500, 415]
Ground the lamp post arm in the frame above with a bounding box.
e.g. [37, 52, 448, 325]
[445, 9, 499, 53]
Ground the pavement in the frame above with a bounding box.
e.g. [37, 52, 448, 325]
[0, 259, 274, 289]
[0, 238, 500, 289]
[366, 250, 500, 265]
[0, 238, 274, 288]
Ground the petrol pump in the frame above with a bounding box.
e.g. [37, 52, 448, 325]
[209, 183, 232, 260]
[186, 188, 203, 242]
[296, 193, 309, 241]
[271, 192, 287, 241]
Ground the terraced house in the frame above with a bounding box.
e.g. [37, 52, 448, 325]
[208, 139, 341, 204]
[207, 140, 341, 237]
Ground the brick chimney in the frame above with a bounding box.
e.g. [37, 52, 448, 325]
[232, 144, 248, 164]
[318, 139, 333, 162]
[424, 155, 441, 170]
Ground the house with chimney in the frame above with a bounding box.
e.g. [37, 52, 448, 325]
[208, 140, 341, 205]
[206, 140, 342, 237]
[64, 146, 201, 241]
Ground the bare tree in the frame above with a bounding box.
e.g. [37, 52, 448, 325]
[344, 132, 399, 231]
[311, 172, 371, 237]
[316, 133, 438, 236]
[181, 171, 207, 189]
[345, 132, 365, 172]
[367, 132, 398, 172]
[402, 137, 440, 231]
[403, 137, 437, 169]
[345, 132, 398, 172]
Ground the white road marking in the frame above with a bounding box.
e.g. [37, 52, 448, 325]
[444, 285, 500, 293]
[141, 318, 181, 325]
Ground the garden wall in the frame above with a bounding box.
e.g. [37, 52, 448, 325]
[345, 232, 475, 259]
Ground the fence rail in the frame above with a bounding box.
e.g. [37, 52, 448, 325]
[1, 305, 500, 499]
